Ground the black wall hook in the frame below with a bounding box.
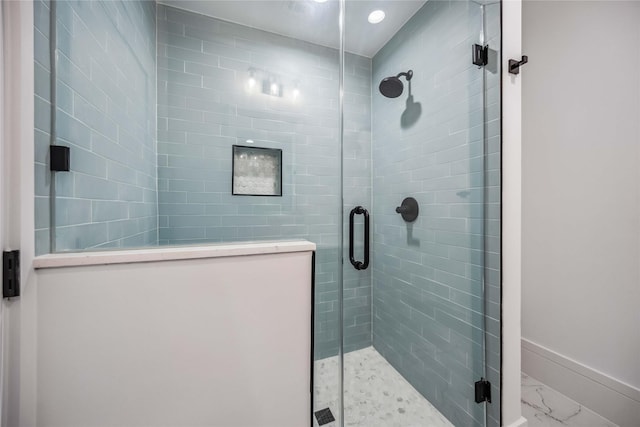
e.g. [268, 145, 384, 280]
[508, 56, 528, 75]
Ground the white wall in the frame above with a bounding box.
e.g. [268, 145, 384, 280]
[0, 2, 6, 422]
[501, 1, 527, 426]
[2, 1, 37, 426]
[36, 251, 312, 427]
[522, 0, 640, 424]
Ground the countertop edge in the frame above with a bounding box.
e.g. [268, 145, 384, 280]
[33, 240, 317, 269]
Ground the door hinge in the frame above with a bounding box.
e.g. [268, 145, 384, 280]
[3, 250, 21, 298]
[475, 378, 491, 403]
[472, 44, 488, 67]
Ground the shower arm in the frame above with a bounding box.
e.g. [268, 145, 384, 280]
[396, 70, 413, 81]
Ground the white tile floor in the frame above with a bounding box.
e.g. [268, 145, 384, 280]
[314, 348, 619, 427]
[521, 373, 618, 427]
[314, 346, 453, 427]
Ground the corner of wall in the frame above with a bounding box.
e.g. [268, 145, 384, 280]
[3, 1, 38, 426]
[501, 0, 523, 425]
[522, 338, 640, 427]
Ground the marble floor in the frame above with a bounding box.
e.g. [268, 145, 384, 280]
[521, 373, 618, 427]
[314, 346, 453, 427]
[314, 348, 618, 427]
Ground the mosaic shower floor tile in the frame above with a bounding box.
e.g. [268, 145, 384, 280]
[314, 346, 453, 427]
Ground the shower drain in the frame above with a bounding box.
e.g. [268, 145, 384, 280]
[314, 408, 335, 425]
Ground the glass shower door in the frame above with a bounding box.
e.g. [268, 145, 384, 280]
[339, 1, 501, 426]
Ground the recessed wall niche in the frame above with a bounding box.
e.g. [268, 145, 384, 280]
[232, 145, 283, 196]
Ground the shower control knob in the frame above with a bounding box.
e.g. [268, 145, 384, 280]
[396, 197, 419, 222]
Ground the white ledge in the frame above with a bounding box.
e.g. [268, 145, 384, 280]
[33, 240, 316, 269]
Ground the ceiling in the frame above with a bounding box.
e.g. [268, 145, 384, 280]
[160, 0, 427, 58]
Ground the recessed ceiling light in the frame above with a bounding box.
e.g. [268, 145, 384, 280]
[313, 0, 328, 3]
[368, 10, 385, 24]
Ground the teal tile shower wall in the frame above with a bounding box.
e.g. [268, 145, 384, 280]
[371, 1, 500, 426]
[156, 5, 373, 358]
[34, 0, 158, 253]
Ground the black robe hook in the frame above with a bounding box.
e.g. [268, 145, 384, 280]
[508, 56, 528, 75]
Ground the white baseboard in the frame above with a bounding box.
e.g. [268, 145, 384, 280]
[522, 338, 640, 427]
[504, 416, 528, 427]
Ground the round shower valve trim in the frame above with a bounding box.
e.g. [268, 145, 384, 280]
[396, 197, 419, 222]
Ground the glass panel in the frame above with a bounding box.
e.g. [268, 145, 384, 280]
[481, 3, 502, 426]
[41, 0, 158, 252]
[341, 0, 501, 426]
[39, 0, 344, 254]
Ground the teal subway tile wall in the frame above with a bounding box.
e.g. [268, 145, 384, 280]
[155, 5, 372, 358]
[34, 0, 53, 254]
[342, 52, 373, 355]
[34, 0, 158, 254]
[371, 1, 500, 426]
[483, 5, 502, 426]
[36, 0, 371, 359]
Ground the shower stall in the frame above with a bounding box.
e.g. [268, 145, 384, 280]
[33, 0, 502, 426]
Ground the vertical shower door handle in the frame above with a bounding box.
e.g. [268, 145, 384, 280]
[349, 206, 370, 271]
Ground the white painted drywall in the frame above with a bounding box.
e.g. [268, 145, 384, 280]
[501, 1, 527, 426]
[522, 0, 640, 397]
[2, 2, 37, 426]
[36, 251, 312, 427]
[522, 338, 640, 426]
[0, 2, 5, 421]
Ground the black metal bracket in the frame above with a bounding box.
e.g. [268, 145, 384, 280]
[3, 250, 20, 299]
[475, 378, 492, 403]
[472, 44, 488, 67]
[508, 56, 528, 75]
[50, 145, 70, 172]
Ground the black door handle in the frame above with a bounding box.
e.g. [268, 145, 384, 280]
[349, 206, 369, 271]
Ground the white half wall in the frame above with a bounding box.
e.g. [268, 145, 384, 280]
[522, 1, 640, 425]
[36, 250, 313, 427]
